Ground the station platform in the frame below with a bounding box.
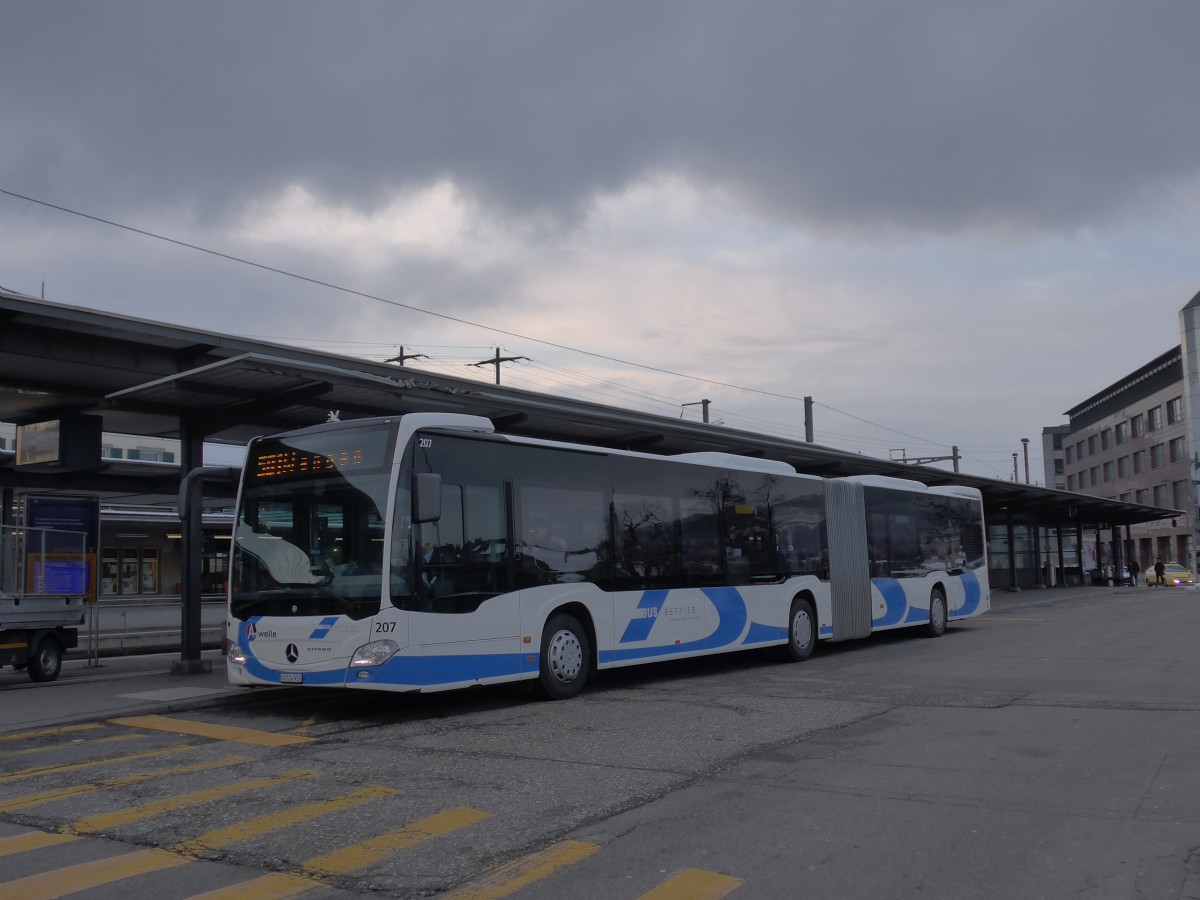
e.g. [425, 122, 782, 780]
[0, 650, 278, 735]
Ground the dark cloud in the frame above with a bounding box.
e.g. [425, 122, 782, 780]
[5, 1, 1198, 234]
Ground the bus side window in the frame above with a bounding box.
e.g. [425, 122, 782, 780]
[613, 493, 680, 589]
[515, 484, 607, 589]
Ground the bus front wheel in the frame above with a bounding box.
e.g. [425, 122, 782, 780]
[537, 613, 591, 700]
[785, 597, 816, 662]
[925, 589, 947, 638]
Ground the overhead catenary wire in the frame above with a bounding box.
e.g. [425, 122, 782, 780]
[2, 187, 1000, 474]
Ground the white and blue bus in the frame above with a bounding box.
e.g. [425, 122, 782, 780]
[227, 413, 988, 699]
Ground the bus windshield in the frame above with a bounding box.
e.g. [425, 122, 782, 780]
[230, 424, 395, 621]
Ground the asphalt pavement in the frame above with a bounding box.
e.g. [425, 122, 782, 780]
[0, 648, 279, 735]
[0, 580, 1185, 736]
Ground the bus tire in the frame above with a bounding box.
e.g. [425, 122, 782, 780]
[785, 596, 817, 662]
[925, 588, 947, 638]
[537, 613, 591, 700]
[28, 632, 63, 683]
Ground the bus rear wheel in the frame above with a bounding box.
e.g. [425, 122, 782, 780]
[785, 597, 816, 662]
[925, 588, 947, 638]
[537, 613, 592, 700]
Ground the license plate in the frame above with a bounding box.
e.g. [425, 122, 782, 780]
[279, 672, 304, 684]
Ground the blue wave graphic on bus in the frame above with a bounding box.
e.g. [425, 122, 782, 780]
[743, 621, 788, 643]
[605, 587, 752, 663]
[874, 571, 985, 627]
[362, 653, 526, 686]
[873, 579, 909, 627]
[618, 590, 669, 643]
[949, 570, 982, 618]
[308, 617, 340, 640]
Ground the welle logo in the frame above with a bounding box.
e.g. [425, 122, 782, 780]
[246, 622, 278, 641]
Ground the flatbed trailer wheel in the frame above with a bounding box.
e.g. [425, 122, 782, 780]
[28, 632, 63, 682]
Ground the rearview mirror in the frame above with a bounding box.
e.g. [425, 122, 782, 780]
[413, 473, 442, 523]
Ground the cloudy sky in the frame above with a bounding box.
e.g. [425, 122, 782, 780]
[3, 1, 1198, 482]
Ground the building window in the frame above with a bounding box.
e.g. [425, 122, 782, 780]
[1076, 440, 1086, 458]
[1167, 396, 1183, 425]
[1154, 484, 1169, 507]
[1150, 444, 1166, 468]
[1065, 446, 1074, 464]
[1170, 437, 1187, 463]
[1088, 435, 1098, 455]
[1054, 459, 1064, 475]
[1067, 474, 1077, 491]
[1115, 422, 1128, 445]
[1133, 450, 1147, 473]
[1136, 488, 1150, 504]
[1174, 480, 1190, 510]
[1052, 434, 1063, 450]
[1101, 429, 1113, 450]
[1131, 414, 1145, 438]
[1117, 456, 1131, 478]
[1148, 406, 1163, 432]
[1090, 466, 1100, 486]
[1103, 461, 1115, 482]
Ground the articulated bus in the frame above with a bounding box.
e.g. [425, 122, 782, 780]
[227, 413, 989, 699]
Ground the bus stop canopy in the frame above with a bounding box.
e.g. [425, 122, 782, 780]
[0, 288, 1178, 529]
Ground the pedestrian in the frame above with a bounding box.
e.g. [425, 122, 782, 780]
[1153, 557, 1166, 586]
[1128, 558, 1140, 586]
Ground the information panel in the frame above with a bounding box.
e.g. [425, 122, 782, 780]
[24, 495, 101, 602]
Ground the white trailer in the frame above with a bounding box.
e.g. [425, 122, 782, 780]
[0, 593, 83, 681]
[1, 525, 87, 681]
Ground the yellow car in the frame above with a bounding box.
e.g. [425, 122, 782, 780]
[1147, 563, 1195, 586]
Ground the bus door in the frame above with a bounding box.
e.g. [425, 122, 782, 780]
[608, 488, 709, 664]
[407, 476, 523, 678]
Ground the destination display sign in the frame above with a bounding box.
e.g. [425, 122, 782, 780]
[251, 428, 393, 480]
[254, 448, 369, 479]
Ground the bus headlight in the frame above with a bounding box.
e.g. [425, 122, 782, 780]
[350, 640, 399, 668]
[228, 640, 247, 665]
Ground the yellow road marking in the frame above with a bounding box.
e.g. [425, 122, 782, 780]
[0, 755, 252, 813]
[176, 785, 397, 855]
[67, 768, 316, 835]
[1, 733, 145, 758]
[0, 830, 78, 857]
[305, 806, 492, 876]
[290, 712, 322, 736]
[187, 871, 317, 900]
[447, 839, 599, 899]
[110, 715, 315, 747]
[0, 847, 186, 900]
[193, 805, 492, 899]
[0, 723, 102, 743]
[641, 868, 743, 899]
[0, 743, 193, 782]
